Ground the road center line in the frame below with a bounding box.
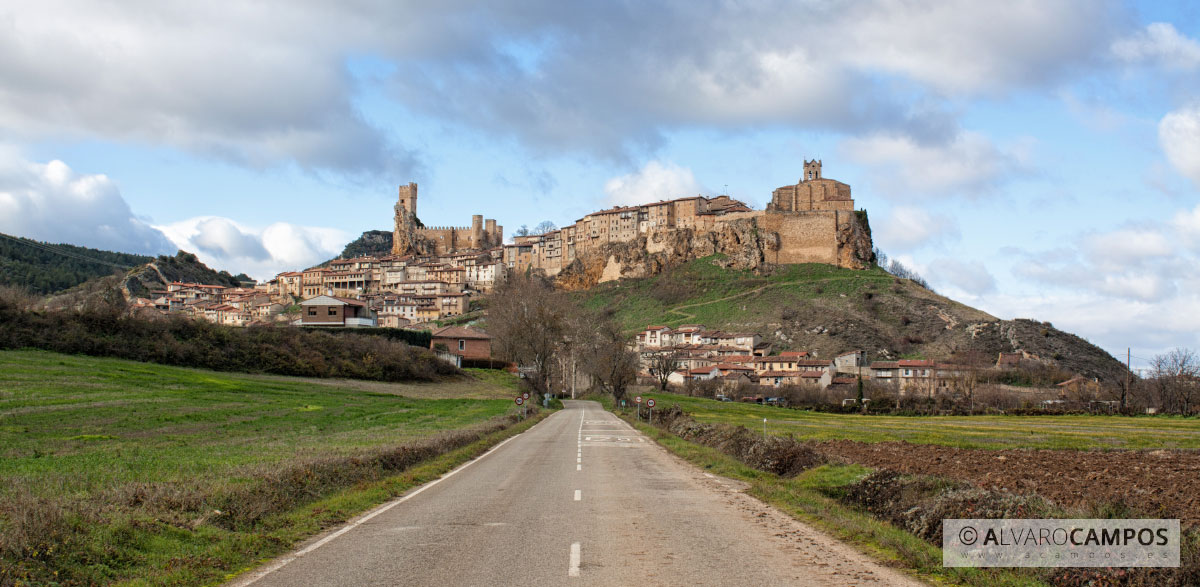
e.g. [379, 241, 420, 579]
[569, 542, 581, 577]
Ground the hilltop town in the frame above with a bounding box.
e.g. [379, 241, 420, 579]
[134, 161, 873, 331]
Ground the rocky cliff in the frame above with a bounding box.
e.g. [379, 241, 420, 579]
[556, 211, 873, 290]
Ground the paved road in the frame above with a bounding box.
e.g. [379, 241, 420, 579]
[231, 400, 922, 586]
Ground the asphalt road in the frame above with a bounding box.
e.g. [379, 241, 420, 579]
[231, 400, 922, 586]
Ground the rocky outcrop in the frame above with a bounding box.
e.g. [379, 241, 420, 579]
[556, 212, 872, 290]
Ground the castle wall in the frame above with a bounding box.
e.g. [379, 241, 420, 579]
[752, 211, 841, 265]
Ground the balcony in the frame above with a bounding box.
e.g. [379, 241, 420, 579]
[344, 317, 377, 328]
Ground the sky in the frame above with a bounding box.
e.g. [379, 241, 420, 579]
[0, 1, 1197, 368]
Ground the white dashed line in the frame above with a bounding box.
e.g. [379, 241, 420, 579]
[574, 489, 581, 501]
[569, 542, 581, 577]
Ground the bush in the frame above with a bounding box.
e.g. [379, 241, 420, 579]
[0, 298, 458, 383]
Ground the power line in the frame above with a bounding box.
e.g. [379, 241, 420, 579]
[0, 232, 135, 271]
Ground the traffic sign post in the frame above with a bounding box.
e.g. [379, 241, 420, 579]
[646, 398, 655, 422]
[515, 396, 525, 419]
[634, 395, 643, 420]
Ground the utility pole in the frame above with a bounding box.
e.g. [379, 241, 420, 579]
[1125, 347, 1131, 412]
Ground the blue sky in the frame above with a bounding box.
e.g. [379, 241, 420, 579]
[0, 1, 1197, 368]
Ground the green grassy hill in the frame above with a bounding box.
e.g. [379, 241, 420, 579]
[571, 256, 1127, 382]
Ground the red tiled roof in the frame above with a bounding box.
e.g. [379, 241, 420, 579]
[431, 326, 491, 340]
[800, 370, 825, 379]
[898, 359, 935, 367]
[780, 351, 810, 357]
[796, 359, 832, 367]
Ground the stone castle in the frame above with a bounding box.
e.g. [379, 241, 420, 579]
[392, 183, 504, 256]
[391, 160, 873, 286]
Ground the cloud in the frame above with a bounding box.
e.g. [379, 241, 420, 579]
[1112, 22, 1200, 70]
[0, 152, 175, 255]
[0, 2, 415, 178]
[874, 206, 960, 250]
[603, 161, 705, 207]
[0, 1, 1124, 163]
[929, 258, 996, 295]
[1159, 104, 1200, 187]
[383, 0, 1118, 158]
[156, 217, 348, 281]
[841, 131, 1031, 199]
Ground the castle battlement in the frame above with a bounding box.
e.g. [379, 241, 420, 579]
[392, 185, 503, 256]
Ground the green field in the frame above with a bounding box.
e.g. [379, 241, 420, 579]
[636, 392, 1200, 450]
[0, 349, 530, 585]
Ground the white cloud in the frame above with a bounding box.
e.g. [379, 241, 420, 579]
[156, 217, 348, 281]
[841, 131, 1030, 199]
[0, 152, 175, 255]
[603, 161, 705, 207]
[874, 206, 959, 250]
[0, 2, 413, 177]
[0, 1, 1124, 163]
[929, 258, 996, 295]
[1159, 104, 1200, 187]
[1112, 22, 1200, 70]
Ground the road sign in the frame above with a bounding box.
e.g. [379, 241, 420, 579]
[646, 399, 655, 408]
[515, 397, 524, 406]
[635, 396, 642, 404]
[522, 391, 530, 400]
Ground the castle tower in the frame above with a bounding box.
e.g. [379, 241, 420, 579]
[393, 182, 419, 256]
[471, 215, 483, 248]
[803, 159, 822, 182]
[397, 182, 418, 217]
[484, 219, 497, 248]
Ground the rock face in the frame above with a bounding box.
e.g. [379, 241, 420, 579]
[556, 211, 873, 290]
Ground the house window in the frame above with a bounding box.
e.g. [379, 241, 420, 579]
[307, 308, 317, 316]
[328, 307, 337, 316]
[458, 340, 466, 351]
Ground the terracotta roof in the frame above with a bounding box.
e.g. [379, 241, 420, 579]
[431, 326, 491, 340]
[712, 363, 754, 371]
[831, 377, 857, 385]
[898, 359, 935, 367]
[799, 370, 825, 379]
[780, 351, 810, 357]
[796, 359, 832, 367]
[870, 361, 899, 369]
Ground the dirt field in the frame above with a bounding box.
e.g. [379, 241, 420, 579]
[814, 440, 1200, 527]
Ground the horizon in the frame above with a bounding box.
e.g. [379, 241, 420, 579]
[0, 1, 1197, 369]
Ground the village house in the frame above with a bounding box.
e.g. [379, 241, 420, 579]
[297, 295, 377, 328]
[430, 326, 492, 360]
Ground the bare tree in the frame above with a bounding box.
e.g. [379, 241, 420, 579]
[1151, 348, 1200, 415]
[513, 225, 531, 237]
[580, 315, 639, 404]
[650, 352, 680, 391]
[487, 270, 574, 395]
[533, 220, 558, 235]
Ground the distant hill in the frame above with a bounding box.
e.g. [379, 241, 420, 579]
[0, 232, 154, 294]
[572, 256, 1128, 383]
[43, 250, 244, 309]
[339, 230, 393, 260]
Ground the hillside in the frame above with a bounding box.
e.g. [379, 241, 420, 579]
[43, 250, 244, 308]
[0, 232, 153, 293]
[338, 229, 394, 259]
[572, 256, 1128, 382]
